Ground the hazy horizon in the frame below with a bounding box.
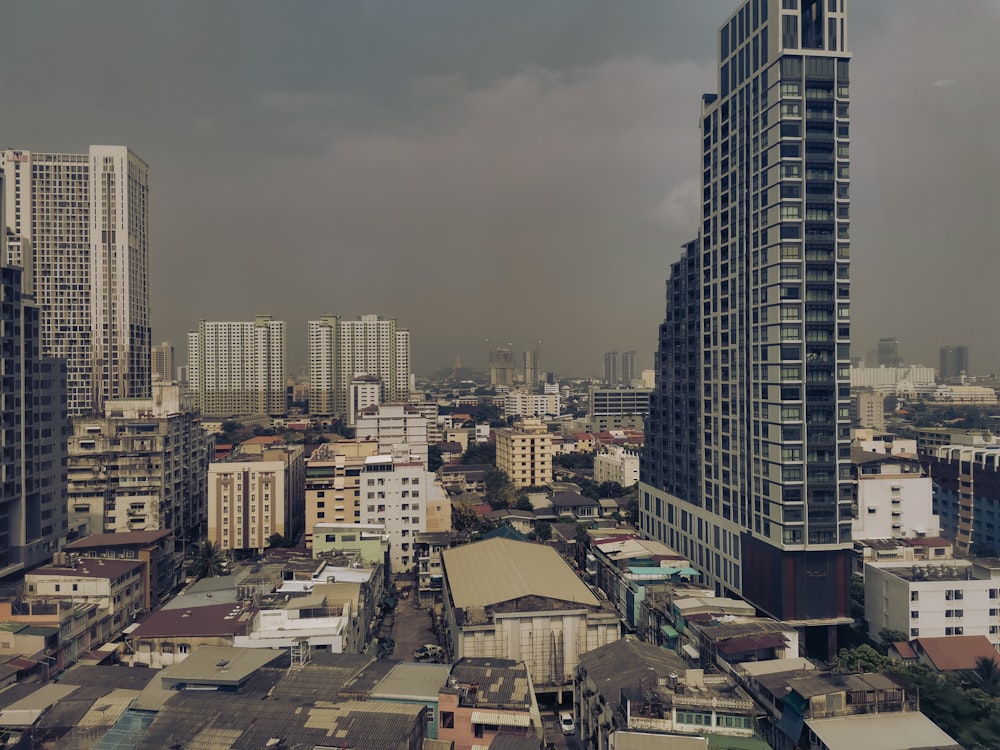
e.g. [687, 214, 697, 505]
[2, 2, 997, 378]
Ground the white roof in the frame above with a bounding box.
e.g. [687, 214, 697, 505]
[443, 537, 599, 609]
[806, 712, 960, 750]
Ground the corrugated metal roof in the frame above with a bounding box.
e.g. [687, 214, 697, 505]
[471, 710, 531, 727]
[442, 538, 598, 609]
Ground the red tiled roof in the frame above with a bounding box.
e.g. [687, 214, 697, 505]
[130, 603, 254, 639]
[65, 530, 171, 549]
[243, 436, 283, 445]
[717, 633, 788, 655]
[914, 635, 1000, 672]
[29, 558, 144, 580]
[891, 641, 918, 660]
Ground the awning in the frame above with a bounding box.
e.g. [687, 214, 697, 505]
[660, 624, 679, 638]
[471, 711, 531, 728]
[681, 643, 700, 660]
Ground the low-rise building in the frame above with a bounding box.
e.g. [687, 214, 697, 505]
[437, 658, 541, 750]
[865, 557, 1000, 644]
[441, 537, 621, 694]
[851, 447, 939, 541]
[577, 636, 763, 750]
[312, 522, 390, 565]
[593, 445, 640, 488]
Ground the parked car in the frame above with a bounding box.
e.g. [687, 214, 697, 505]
[559, 711, 575, 735]
[413, 644, 444, 662]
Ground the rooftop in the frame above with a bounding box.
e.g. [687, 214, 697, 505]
[442, 537, 598, 611]
[28, 558, 144, 580]
[806, 711, 961, 750]
[129, 602, 254, 639]
[64, 529, 172, 549]
[911, 635, 1000, 672]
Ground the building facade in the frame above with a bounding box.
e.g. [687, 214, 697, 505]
[187, 316, 287, 416]
[640, 0, 854, 649]
[355, 403, 429, 467]
[2, 146, 151, 415]
[303, 439, 380, 550]
[67, 382, 212, 546]
[0, 263, 69, 576]
[620, 350, 638, 386]
[207, 441, 305, 553]
[489, 347, 515, 389]
[939, 345, 969, 381]
[593, 445, 641, 488]
[151, 341, 175, 382]
[495, 418, 554, 488]
[308, 314, 412, 419]
[603, 351, 619, 386]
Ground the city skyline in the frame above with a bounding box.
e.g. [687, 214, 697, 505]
[1, 2, 996, 375]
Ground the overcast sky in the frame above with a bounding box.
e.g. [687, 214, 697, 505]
[2, 1, 998, 377]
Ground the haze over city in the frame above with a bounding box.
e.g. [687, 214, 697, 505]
[2, 1, 997, 375]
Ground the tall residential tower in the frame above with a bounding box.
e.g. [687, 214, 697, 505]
[641, 0, 853, 654]
[2, 146, 151, 415]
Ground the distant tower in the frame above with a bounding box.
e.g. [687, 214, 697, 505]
[523, 348, 539, 388]
[151, 341, 175, 382]
[604, 351, 619, 386]
[490, 347, 514, 388]
[877, 338, 902, 367]
[621, 351, 638, 387]
[939, 345, 969, 381]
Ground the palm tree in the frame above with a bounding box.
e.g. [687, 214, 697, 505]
[193, 541, 227, 579]
[976, 656, 1000, 696]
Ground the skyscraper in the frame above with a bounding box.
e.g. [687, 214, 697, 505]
[187, 315, 287, 416]
[489, 346, 515, 389]
[641, 0, 853, 653]
[939, 345, 969, 381]
[523, 348, 539, 388]
[603, 351, 619, 386]
[621, 350, 638, 387]
[877, 337, 902, 367]
[308, 314, 412, 418]
[2, 146, 151, 415]
[151, 340, 176, 382]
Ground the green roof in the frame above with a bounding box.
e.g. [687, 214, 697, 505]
[20, 625, 59, 637]
[706, 735, 771, 750]
[0, 622, 28, 634]
[660, 624, 679, 638]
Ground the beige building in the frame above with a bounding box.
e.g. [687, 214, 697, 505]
[495, 418, 554, 488]
[303, 440, 380, 550]
[207, 439, 305, 553]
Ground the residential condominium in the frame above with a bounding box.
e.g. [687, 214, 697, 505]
[640, 0, 854, 653]
[67, 382, 212, 547]
[308, 314, 411, 420]
[1, 146, 151, 415]
[207, 438, 305, 553]
[0, 263, 69, 577]
[495, 417, 553, 489]
[187, 315, 287, 417]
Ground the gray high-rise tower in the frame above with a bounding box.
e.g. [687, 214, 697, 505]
[641, 0, 852, 655]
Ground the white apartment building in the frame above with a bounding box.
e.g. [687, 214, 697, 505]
[929, 385, 998, 405]
[593, 444, 641, 488]
[865, 558, 1000, 646]
[495, 418, 554, 489]
[851, 448, 939, 541]
[2, 146, 151, 415]
[151, 341, 175, 382]
[502, 388, 560, 419]
[187, 315, 287, 416]
[355, 403, 429, 467]
[849, 365, 937, 395]
[67, 383, 212, 545]
[207, 441, 305, 553]
[348, 375, 382, 427]
[358, 455, 449, 572]
[308, 314, 412, 418]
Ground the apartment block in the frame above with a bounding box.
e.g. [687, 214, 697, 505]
[303, 440, 380, 550]
[851, 447, 938, 541]
[865, 558, 1000, 646]
[207, 440, 305, 553]
[2, 146, 151, 415]
[67, 382, 211, 545]
[593, 444, 641, 488]
[187, 315, 287, 417]
[640, 0, 855, 651]
[308, 314, 412, 419]
[495, 418, 553, 488]
[0, 262, 69, 576]
[355, 403, 429, 467]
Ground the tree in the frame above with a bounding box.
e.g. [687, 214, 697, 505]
[877, 628, 909, 651]
[484, 467, 516, 510]
[268, 532, 287, 548]
[452, 498, 484, 533]
[462, 442, 496, 465]
[977, 656, 1000, 697]
[428, 444, 444, 472]
[193, 541, 227, 579]
[514, 494, 535, 512]
[534, 520, 552, 541]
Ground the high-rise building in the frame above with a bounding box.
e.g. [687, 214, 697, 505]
[621, 350, 638, 387]
[151, 341, 176, 382]
[489, 346, 515, 389]
[641, 0, 853, 652]
[877, 337, 902, 367]
[939, 345, 969, 381]
[2, 146, 151, 415]
[603, 351, 619, 386]
[308, 314, 412, 418]
[187, 315, 287, 416]
[523, 348, 539, 388]
[495, 418, 553, 488]
[0, 263, 69, 576]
